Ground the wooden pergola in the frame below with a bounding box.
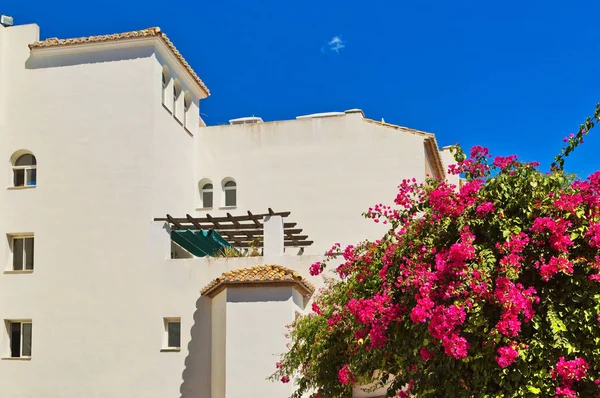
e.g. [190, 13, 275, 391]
[154, 208, 313, 248]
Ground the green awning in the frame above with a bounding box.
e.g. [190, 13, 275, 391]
[171, 230, 232, 257]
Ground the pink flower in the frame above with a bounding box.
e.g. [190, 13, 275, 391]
[441, 334, 469, 359]
[280, 376, 290, 383]
[493, 155, 518, 170]
[420, 346, 435, 361]
[309, 262, 323, 276]
[553, 193, 583, 213]
[476, 201, 495, 216]
[555, 385, 577, 397]
[530, 217, 573, 253]
[470, 145, 489, 159]
[552, 356, 589, 383]
[494, 278, 538, 337]
[276, 361, 282, 369]
[495, 345, 519, 368]
[539, 257, 573, 281]
[312, 301, 323, 315]
[587, 222, 600, 248]
[338, 364, 356, 385]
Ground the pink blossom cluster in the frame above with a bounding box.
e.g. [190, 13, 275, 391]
[309, 261, 323, 276]
[346, 291, 403, 349]
[530, 217, 573, 253]
[539, 256, 574, 281]
[553, 193, 584, 214]
[427, 305, 470, 359]
[337, 364, 356, 385]
[494, 277, 538, 337]
[495, 344, 519, 368]
[297, 145, 600, 395]
[448, 158, 488, 178]
[493, 155, 518, 170]
[586, 222, 600, 249]
[552, 357, 589, 397]
[496, 232, 529, 273]
[476, 201, 495, 216]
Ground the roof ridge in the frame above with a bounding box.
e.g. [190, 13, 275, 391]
[28, 27, 210, 96]
[363, 117, 434, 137]
[201, 264, 315, 297]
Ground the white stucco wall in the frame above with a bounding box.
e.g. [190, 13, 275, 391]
[0, 23, 259, 398]
[198, 113, 429, 255]
[222, 286, 300, 398]
[440, 146, 462, 187]
[0, 22, 453, 398]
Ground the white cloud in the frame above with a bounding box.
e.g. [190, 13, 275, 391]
[327, 36, 345, 53]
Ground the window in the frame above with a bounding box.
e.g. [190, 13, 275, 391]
[7, 321, 32, 358]
[173, 80, 182, 121]
[161, 65, 172, 110]
[12, 154, 36, 187]
[183, 91, 192, 130]
[201, 183, 213, 208]
[163, 318, 181, 350]
[223, 180, 237, 207]
[10, 236, 34, 271]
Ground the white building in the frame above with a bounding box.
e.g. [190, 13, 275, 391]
[0, 19, 455, 398]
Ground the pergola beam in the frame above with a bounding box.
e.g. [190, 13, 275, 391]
[157, 210, 312, 248]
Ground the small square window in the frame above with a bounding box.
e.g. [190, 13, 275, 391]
[10, 236, 34, 271]
[7, 320, 32, 358]
[164, 318, 181, 350]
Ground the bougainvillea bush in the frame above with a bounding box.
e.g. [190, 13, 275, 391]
[272, 106, 600, 397]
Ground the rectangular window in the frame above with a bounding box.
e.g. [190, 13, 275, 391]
[225, 189, 236, 207]
[202, 191, 213, 208]
[13, 169, 24, 186]
[27, 169, 37, 186]
[8, 321, 32, 358]
[13, 168, 36, 187]
[164, 318, 181, 349]
[10, 236, 34, 271]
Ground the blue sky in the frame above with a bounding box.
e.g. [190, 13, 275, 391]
[4, 0, 600, 176]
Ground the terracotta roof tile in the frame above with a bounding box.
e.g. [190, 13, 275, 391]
[29, 27, 210, 96]
[201, 264, 315, 298]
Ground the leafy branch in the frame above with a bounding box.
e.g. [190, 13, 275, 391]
[551, 103, 600, 171]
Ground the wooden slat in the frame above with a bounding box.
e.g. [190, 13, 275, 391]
[157, 210, 312, 247]
[170, 222, 298, 231]
[205, 214, 222, 229]
[231, 241, 314, 248]
[166, 214, 183, 229]
[247, 210, 262, 228]
[285, 235, 308, 240]
[185, 214, 203, 230]
[154, 211, 291, 224]
[224, 238, 308, 245]
[179, 228, 303, 237]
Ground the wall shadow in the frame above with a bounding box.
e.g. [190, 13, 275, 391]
[180, 295, 212, 398]
[26, 46, 154, 69]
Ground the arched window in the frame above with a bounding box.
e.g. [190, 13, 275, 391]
[223, 180, 237, 207]
[173, 83, 181, 102]
[184, 92, 191, 112]
[183, 91, 192, 130]
[173, 79, 182, 120]
[13, 153, 37, 187]
[201, 183, 213, 208]
[161, 66, 171, 108]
